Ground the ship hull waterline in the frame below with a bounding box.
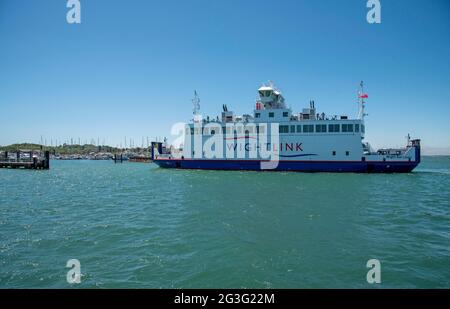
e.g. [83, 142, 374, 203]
[153, 159, 419, 173]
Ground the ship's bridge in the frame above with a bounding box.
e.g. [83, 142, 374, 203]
[257, 82, 286, 109]
[255, 82, 290, 121]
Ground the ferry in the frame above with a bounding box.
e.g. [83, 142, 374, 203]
[151, 82, 420, 173]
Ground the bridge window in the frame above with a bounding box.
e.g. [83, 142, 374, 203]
[361, 124, 365, 133]
[342, 124, 354, 132]
[279, 125, 289, 133]
[315, 124, 327, 133]
[355, 124, 360, 132]
[283, 112, 289, 117]
[303, 124, 314, 133]
[296, 125, 302, 133]
[328, 124, 340, 132]
[260, 90, 272, 97]
[269, 112, 274, 118]
[290, 125, 296, 133]
[255, 113, 260, 118]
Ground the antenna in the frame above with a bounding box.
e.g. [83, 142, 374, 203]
[192, 90, 200, 115]
[192, 90, 202, 123]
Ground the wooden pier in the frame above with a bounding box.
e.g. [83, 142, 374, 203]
[0, 151, 50, 170]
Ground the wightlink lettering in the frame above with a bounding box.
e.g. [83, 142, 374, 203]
[225, 142, 303, 152]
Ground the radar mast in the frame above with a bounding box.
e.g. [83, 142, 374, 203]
[192, 90, 201, 122]
[357, 81, 368, 120]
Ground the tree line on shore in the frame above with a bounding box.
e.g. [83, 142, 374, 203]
[0, 143, 150, 155]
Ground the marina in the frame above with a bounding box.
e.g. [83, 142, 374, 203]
[0, 144, 154, 165]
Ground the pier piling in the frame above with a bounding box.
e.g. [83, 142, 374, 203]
[113, 153, 124, 163]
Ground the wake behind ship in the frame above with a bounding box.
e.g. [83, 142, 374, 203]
[152, 82, 420, 173]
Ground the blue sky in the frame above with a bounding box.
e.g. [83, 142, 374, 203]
[0, 0, 449, 153]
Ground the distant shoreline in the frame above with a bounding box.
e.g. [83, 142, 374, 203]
[1, 143, 449, 157]
[0, 143, 149, 155]
[0, 143, 152, 161]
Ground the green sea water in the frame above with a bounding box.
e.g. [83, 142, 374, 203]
[0, 157, 449, 288]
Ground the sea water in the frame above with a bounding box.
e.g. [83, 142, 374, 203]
[0, 157, 449, 288]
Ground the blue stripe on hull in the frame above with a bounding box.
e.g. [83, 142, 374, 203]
[153, 159, 419, 173]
